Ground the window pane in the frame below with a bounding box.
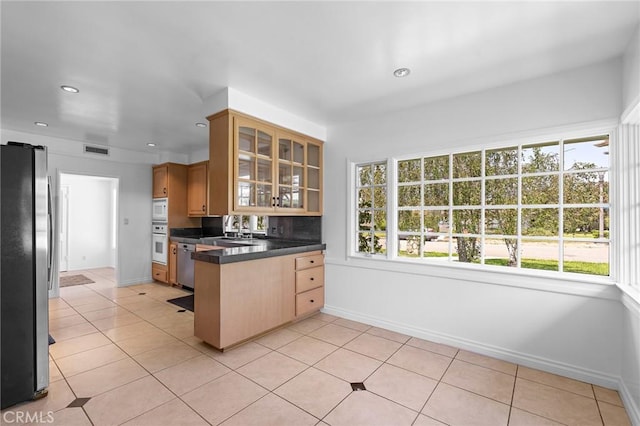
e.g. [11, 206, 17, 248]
[424, 239, 450, 259]
[453, 151, 481, 178]
[258, 137, 272, 157]
[373, 163, 387, 184]
[237, 182, 254, 207]
[424, 183, 448, 206]
[484, 238, 518, 267]
[357, 165, 372, 186]
[358, 231, 373, 253]
[423, 210, 448, 232]
[563, 241, 608, 276]
[292, 188, 303, 208]
[398, 210, 421, 232]
[485, 208, 517, 235]
[239, 127, 255, 152]
[358, 210, 373, 230]
[486, 147, 518, 176]
[522, 175, 558, 204]
[398, 185, 421, 207]
[257, 159, 271, 182]
[292, 166, 303, 187]
[374, 210, 387, 231]
[279, 186, 291, 207]
[398, 159, 421, 183]
[256, 184, 272, 207]
[358, 188, 372, 208]
[452, 181, 481, 205]
[398, 235, 421, 258]
[453, 234, 481, 263]
[522, 208, 558, 236]
[424, 155, 449, 181]
[374, 187, 386, 208]
[563, 136, 609, 170]
[522, 142, 559, 173]
[521, 239, 559, 272]
[563, 207, 609, 238]
[564, 172, 608, 204]
[486, 178, 517, 205]
[279, 163, 291, 185]
[452, 209, 481, 234]
[238, 156, 255, 180]
[279, 139, 291, 161]
[293, 142, 304, 164]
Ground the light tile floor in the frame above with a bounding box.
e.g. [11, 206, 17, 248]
[2, 267, 632, 425]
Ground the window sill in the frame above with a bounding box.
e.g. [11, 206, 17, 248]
[326, 255, 620, 301]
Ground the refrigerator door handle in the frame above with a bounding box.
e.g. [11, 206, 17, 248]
[47, 176, 54, 290]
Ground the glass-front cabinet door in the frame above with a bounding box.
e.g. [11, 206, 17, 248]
[306, 141, 322, 214]
[234, 117, 275, 212]
[277, 133, 306, 213]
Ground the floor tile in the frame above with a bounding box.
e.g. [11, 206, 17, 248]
[73, 299, 118, 314]
[49, 332, 112, 359]
[49, 359, 64, 383]
[237, 351, 307, 390]
[442, 359, 515, 404]
[332, 318, 371, 332]
[146, 311, 193, 329]
[366, 326, 411, 344]
[48, 407, 92, 425]
[154, 354, 230, 395]
[79, 306, 131, 321]
[387, 345, 452, 380]
[275, 367, 352, 418]
[324, 390, 417, 426]
[49, 322, 98, 342]
[207, 342, 271, 369]
[365, 363, 438, 411]
[312, 312, 339, 322]
[83, 376, 174, 425]
[102, 321, 160, 342]
[181, 371, 268, 425]
[256, 327, 303, 349]
[49, 307, 78, 320]
[287, 317, 326, 334]
[122, 398, 209, 426]
[65, 294, 110, 307]
[309, 323, 362, 346]
[132, 340, 202, 373]
[508, 407, 565, 425]
[456, 350, 517, 375]
[518, 366, 594, 398]
[49, 313, 88, 330]
[49, 297, 70, 311]
[598, 400, 632, 426]
[277, 336, 338, 365]
[593, 385, 624, 406]
[4, 378, 76, 415]
[344, 332, 402, 361]
[115, 330, 179, 356]
[512, 378, 601, 425]
[163, 321, 195, 340]
[412, 414, 447, 425]
[55, 343, 128, 377]
[66, 357, 148, 397]
[221, 393, 318, 426]
[406, 337, 459, 358]
[314, 348, 382, 382]
[422, 382, 510, 426]
[90, 312, 144, 331]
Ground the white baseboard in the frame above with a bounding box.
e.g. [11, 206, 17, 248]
[322, 304, 621, 390]
[618, 378, 640, 426]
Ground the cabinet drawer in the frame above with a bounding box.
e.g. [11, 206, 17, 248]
[295, 253, 324, 270]
[152, 265, 167, 283]
[295, 267, 324, 293]
[295, 286, 324, 317]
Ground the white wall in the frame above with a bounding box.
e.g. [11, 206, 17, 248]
[60, 174, 115, 271]
[622, 27, 640, 114]
[323, 59, 627, 391]
[1, 129, 158, 292]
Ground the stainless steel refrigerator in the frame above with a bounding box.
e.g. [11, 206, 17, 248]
[1, 142, 52, 409]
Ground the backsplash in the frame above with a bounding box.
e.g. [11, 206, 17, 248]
[202, 216, 224, 236]
[267, 216, 321, 242]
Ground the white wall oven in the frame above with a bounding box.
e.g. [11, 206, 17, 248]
[152, 223, 168, 264]
[152, 198, 168, 222]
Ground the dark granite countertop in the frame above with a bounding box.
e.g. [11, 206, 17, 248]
[188, 237, 326, 264]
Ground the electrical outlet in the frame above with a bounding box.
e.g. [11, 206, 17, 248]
[124, 218, 129, 225]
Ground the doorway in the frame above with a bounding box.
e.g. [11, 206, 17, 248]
[58, 173, 119, 279]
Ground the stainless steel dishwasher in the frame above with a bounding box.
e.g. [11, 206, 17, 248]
[177, 243, 195, 290]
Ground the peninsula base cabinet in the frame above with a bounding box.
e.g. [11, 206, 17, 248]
[194, 251, 324, 350]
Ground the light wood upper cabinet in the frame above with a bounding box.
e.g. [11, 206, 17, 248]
[207, 110, 324, 216]
[153, 165, 168, 198]
[187, 161, 208, 217]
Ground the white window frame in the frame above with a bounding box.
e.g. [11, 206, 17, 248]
[348, 121, 616, 286]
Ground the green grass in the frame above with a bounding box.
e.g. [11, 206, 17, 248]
[397, 252, 608, 276]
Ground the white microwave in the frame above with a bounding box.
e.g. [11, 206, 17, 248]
[152, 198, 168, 222]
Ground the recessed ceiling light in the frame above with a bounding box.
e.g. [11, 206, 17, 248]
[393, 68, 411, 78]
[34, 121, 48, 127]
[147, 143, 156, 147]
[195, 122, 207, 128]
[60, 85, 79, 93]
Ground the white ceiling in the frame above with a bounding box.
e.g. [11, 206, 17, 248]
[1, 1, 638, 155]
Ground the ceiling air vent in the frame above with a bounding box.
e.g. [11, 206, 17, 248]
[84, 144, 109, 156]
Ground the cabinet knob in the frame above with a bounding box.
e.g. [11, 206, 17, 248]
[310, 260, 315, 264]
[163, 188, 167, 194]
[272, 196, 276, 207]
[310, 277, 314, 281]
[310, 299, 315, 303]
[202, 205, 206, 211]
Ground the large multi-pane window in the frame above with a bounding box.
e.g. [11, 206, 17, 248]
[356, 162, 387, 255]
[355, 135, 611, 277]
